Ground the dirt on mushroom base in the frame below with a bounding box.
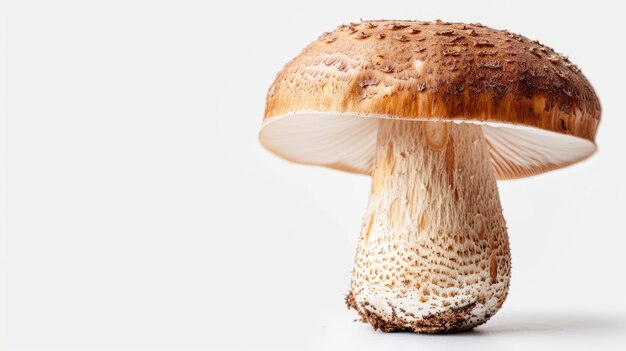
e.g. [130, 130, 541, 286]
[346, 291, 486, 333]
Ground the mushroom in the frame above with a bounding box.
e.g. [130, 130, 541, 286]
[259, 20, 600, 333]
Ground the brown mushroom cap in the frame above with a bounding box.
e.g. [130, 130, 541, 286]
[260, 20, 600, 179]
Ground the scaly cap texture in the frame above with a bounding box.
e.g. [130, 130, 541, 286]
[261, 20, 601, 179]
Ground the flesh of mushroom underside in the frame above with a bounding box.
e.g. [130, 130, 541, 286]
[346, 119, 511, 333]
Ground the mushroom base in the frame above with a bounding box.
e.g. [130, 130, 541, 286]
[348, 120, 511, 333]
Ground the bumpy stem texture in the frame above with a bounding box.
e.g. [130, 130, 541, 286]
[347, 119, 511, 333]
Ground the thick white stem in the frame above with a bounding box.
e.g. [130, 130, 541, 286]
[347, 119, 511, 333]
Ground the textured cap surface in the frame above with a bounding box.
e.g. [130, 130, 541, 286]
[260, 20, 600, 179]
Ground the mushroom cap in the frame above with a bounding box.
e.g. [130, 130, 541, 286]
[259, 20, 600, 179]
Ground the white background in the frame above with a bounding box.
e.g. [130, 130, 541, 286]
[4, 0, 626, 350]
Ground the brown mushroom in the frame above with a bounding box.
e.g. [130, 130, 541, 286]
[259, 20, 600, 333]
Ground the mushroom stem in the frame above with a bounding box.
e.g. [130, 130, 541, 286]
[347, 119, 511, 333]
